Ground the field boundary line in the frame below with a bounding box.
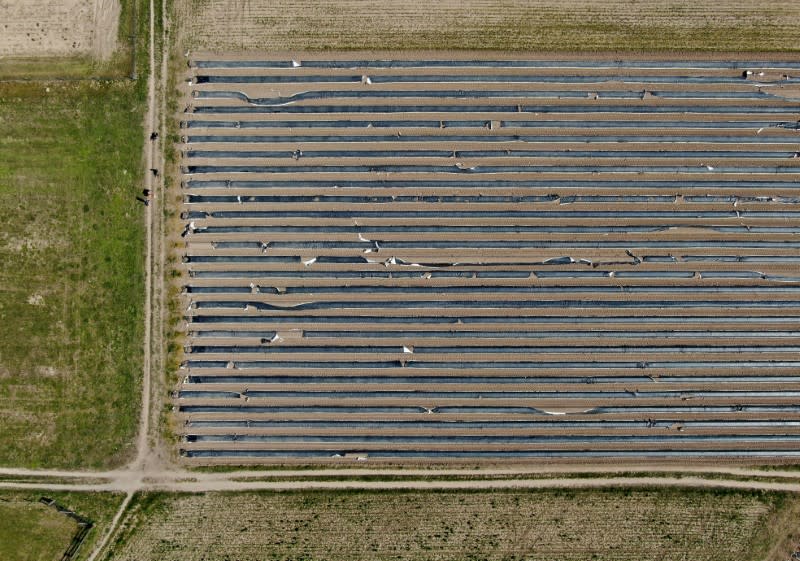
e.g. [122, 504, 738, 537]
[85, 491, 134, 561]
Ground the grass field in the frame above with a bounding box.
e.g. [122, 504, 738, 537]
[0, 78, 146, 469]
[0, 490, 126, 561]
[104, 488, 788, 561]
[175, 0, 800, 52]
[0, 498, 76, 561]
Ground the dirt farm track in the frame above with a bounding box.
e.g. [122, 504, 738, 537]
[175, 55, 800, 464]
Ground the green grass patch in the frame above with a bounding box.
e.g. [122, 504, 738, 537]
[223, 471, 800, 485]
[0, 76, 146, 469]
[0, 498, 76, 561]
[0, 490, 125, 561]
[0, 57, 100, 81]
[0, 474, 112, 485]
[760, 463, 800, 471]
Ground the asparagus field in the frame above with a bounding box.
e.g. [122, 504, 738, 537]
[176, 56, 800, 463]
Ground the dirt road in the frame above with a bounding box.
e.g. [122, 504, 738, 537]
[1, 468, 800, 494]
[135, 0, 156, 472]
[1, 464, 800, 490]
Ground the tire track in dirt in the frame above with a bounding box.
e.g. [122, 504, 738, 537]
[86, 491, 134, 561]
[1, 472, 800, 495]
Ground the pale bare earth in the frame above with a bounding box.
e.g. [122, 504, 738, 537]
[175, 0, 800, 52]
[0, 0, 120, 59]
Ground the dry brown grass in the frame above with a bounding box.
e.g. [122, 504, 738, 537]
[106, 488, 783, 560]
[174, 0, 800, 53]
[759, 493, 800, 561]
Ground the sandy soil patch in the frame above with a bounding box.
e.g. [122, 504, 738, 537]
[0, 0, 120, 59]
